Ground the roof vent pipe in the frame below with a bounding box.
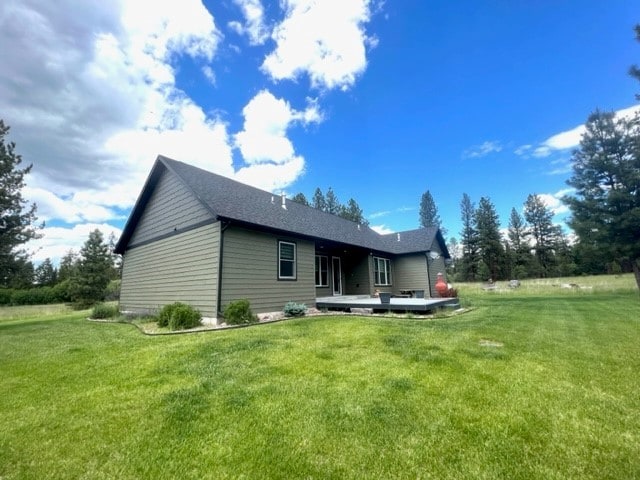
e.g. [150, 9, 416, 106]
[271, 196, 275, 204]
[397, 233, 401, 242]
[281, 192, 287, 210]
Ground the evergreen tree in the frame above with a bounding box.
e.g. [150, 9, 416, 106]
[325, 187, 341, 215]
[58, 249, 79, 282]
[35, 258, 57, 286]
[507, 207, 531, 279]
[563, 110, 640, 290]
[69, 230, 113, 306]
[523, 194, 562, 277]
[339, 198, 369, 225]
[475, 197, 504, 281]
[459, 193, 480, 281]
[419, 190, 447, 236]
[291, 193, 309, 206]
[107, 232, 122, 280]
[312, 188, 326, 211]
[0, 120, 42, 287]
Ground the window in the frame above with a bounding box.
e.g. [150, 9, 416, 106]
[315, 255, 328, 287]
[374, 257, 391, 286]
[278, 241, 296, 280]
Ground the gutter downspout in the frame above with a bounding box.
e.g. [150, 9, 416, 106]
[217, 220, 231, 318]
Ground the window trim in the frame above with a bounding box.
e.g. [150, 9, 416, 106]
[374, 256, 392, 286]
[278, 240, 297, 280]
[315, 255, 329, 287]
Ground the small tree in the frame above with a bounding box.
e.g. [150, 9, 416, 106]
[58, 249, 79, 282]
[507, 207, 532, 279]
[69, 229, 113, 307]
[325, 187, 341, 215]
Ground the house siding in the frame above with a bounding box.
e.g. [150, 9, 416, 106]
[344, 254, 372, 295]
[130, 168, 212, 246]
[221, 226, 316, 314]
[393, 254, 429, 295]
[427, 241, 447, 297]
[120, 222, 220, 317]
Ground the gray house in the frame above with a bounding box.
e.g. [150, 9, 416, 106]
[115, 156, 450, 318]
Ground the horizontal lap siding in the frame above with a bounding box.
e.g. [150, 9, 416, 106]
[130, 169, 212, 245]
[120, 223, 220, 317]
[427, 241, 447, 297]
[221, 226, 315, 313]
[394, 254, 429, 294]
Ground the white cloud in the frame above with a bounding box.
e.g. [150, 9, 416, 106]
[233, 90, 321, 189]
[370, 224, 395, 235]
[463, 140, 503, 159]
[369, 210, 391, 219]
[262, 0, 374, 90]
[28, 223, 123, 265]
[536, 189, 574, 216]
[531, 104, 640, 157]
[231, 0, 270, 45]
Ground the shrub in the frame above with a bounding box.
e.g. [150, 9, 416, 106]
[0, 289, 13, 305]
[284, 301, 307, 317]
[91, 303, 119, 319]
[104, 280, 121, 301]
[168, 303, 202, 330]
[10, 287, 56, 306]
[157, 302, 202, 330]
[223, 299, 257, 325]
[157, 303, 177, 328]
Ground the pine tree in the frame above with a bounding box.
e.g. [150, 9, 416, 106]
[291, 193, 309, 206]
[419, 190, 447, 236]
[312, 188, 326, 211]
[507, 207, 531, 279]
[69, 230, 113, 306]
[58, 249, 79, 282]
[475, 197, 504, 281]
[340, 198, 369, 225]
[630, 24, 640, 100]
[0, 120, 42, 287]
[325, 187, 341, 215]
[563, 110, 640, 290]
[35, 258, 57, 286]
[523, 194, 562, 277]
[459, 193, 480, 281]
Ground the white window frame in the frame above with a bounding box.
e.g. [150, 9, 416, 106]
[278, 241, 297, 280]
[315, 255, 329, 287]
[374, 257, 392, 286]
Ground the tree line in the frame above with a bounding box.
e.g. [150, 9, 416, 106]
[291, 187, 369, 226]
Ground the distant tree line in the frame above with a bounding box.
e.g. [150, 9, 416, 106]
[291, 187, 369, 226]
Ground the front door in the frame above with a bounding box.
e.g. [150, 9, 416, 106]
[332, 257, 342, 295]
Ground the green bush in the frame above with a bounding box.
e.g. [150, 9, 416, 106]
[104, 280, 121, 301]
[91, 303, 119, 319]
[168, 303, 202, 330]
[284, 301, 307, 317]
[223, 299, 257, 325]
[10, 287, 56, 306]
[0, 289, 12, 305]
[157, 302, 202, 330]
[157, 303, 176, 328]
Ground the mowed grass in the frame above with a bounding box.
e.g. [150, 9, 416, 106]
[1, 277, 639, 479]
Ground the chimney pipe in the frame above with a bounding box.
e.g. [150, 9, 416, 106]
[281, 192, 287, 209]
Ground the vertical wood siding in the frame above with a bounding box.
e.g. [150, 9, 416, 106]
[130, 169, 212, 245]
[221, 226, 316, 313]
[120, 223, 220, 317]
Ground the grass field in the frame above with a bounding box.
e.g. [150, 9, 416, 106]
[1, 275, 639, 479]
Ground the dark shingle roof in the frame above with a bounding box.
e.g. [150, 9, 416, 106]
[116, 155, 449, 257]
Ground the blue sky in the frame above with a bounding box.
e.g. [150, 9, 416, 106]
[0, 0, 638, 262]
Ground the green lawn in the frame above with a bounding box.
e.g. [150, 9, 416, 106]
[1, 277, 639, 479]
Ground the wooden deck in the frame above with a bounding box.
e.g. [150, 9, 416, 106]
[316, 295, 459, 313]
